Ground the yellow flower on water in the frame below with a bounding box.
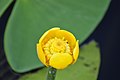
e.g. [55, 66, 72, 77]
[37, 28, 79, 69]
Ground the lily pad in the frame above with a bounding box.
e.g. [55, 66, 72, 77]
[0, 0, 12, 17]
[4, 0, 110, 72]
[19, 41, 100, 80]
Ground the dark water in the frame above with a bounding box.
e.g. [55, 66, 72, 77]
[82, 0, 120, 80]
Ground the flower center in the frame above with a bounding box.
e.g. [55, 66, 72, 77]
[50, 38, 66, 53]
[43, 37, 71, 61]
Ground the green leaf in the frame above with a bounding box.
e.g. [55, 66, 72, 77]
[0, 0, 13, 17]
[4, 0, 110, 72]
[18, 41, 100, 80]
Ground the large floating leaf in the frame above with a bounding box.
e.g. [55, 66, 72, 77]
[19, 41, 100, 80]
[0, 0, 12, 17]
[4, 0, 110, 72]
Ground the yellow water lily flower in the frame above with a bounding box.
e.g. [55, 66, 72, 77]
[37, 28, 79, 69]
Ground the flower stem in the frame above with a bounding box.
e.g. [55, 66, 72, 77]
[46, 67, 57, 80]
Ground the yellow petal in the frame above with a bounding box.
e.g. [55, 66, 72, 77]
[39, 28, 76, 50]
[57, 30, 76, 50]
[37, 44, 48, 66]
[73, 40, 79, 63]
[49, 53, 73, 69]
[39, 28, 60, 45]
